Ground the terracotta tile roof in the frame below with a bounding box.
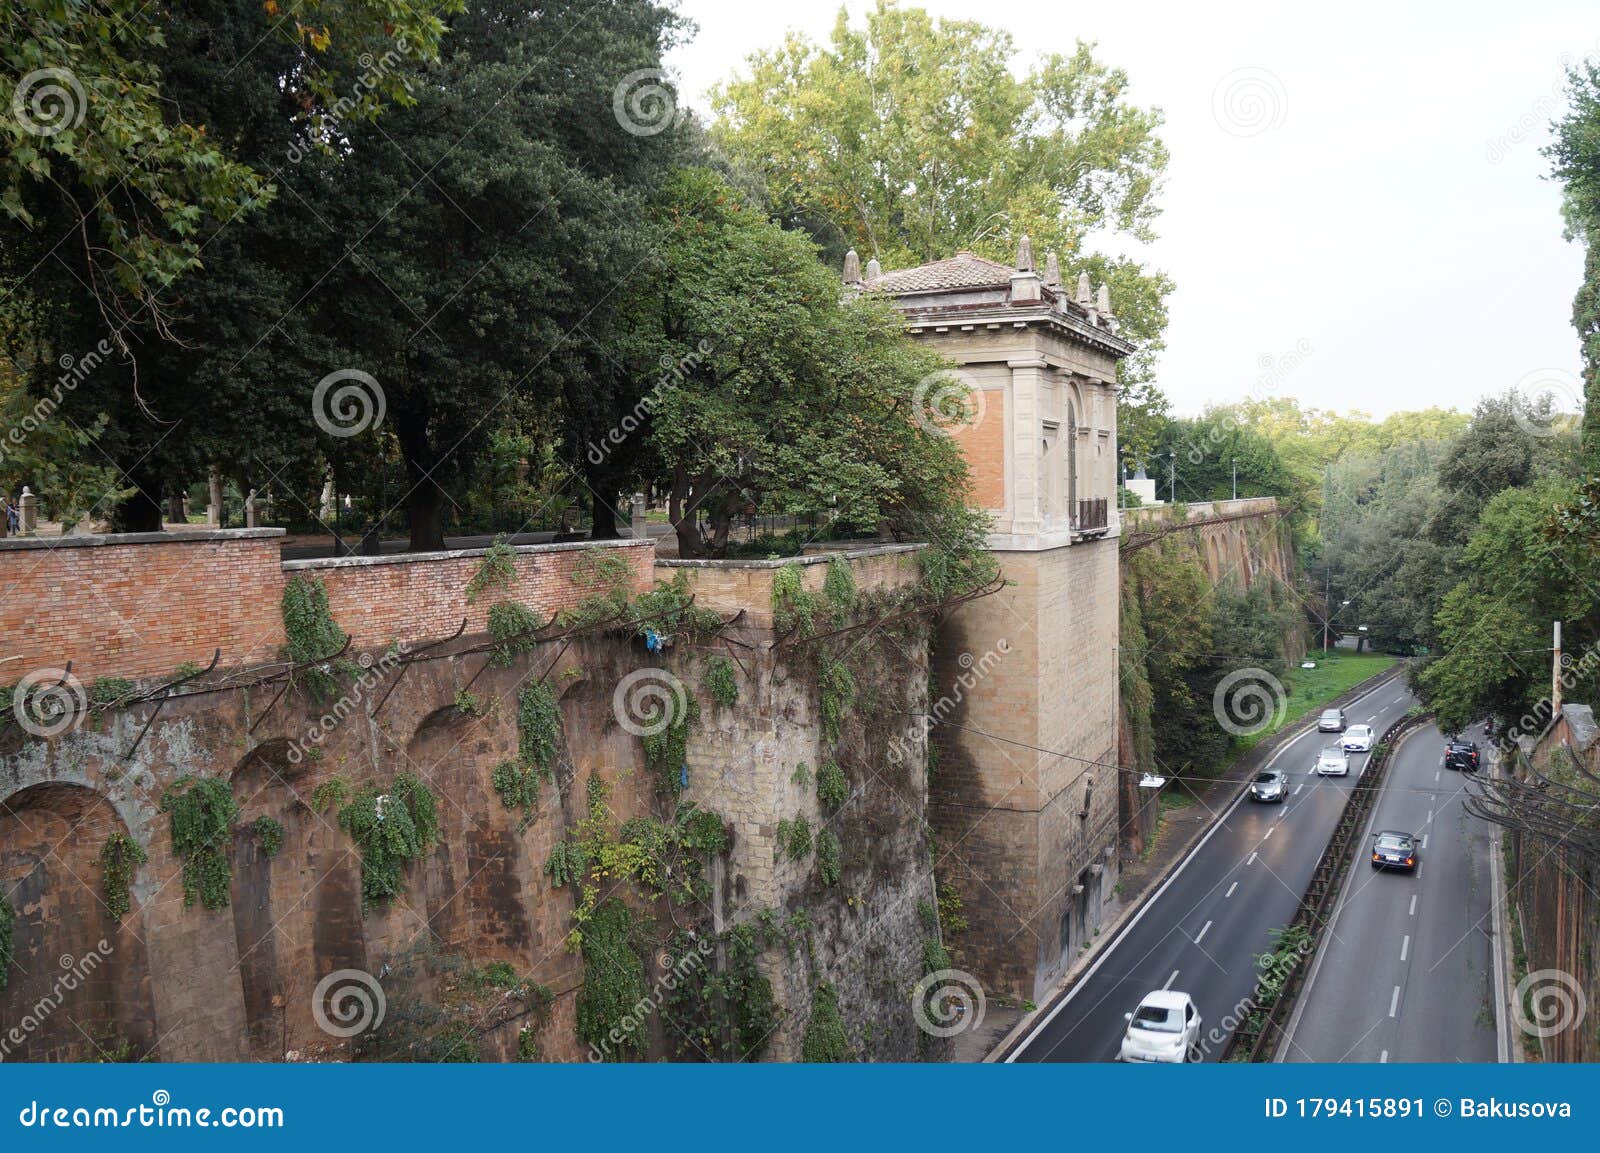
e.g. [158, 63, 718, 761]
[864, 252, 1017, 294]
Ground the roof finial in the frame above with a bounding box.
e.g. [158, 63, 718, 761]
[865, 256, 882, 279]
[1097, 282, 1112, 316]
[1076, 271, 1092, 306]
[1044, 251, 1061, 287]
[1015, 233, 1034, 272]
[842, 248, 862, 286]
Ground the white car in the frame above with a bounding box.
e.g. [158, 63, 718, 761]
[1315, 747, 1350, 776]
[1119, 990, 1202, 1063]
[1342, 724, 1375, 753]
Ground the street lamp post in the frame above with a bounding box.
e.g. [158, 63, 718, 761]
[1232, 457, 1238, 502]
[1168, 451, 1177, 505]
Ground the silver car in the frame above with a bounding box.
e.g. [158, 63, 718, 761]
[1318, 708, 1346, 732]
[1250, 769, 1288, 803]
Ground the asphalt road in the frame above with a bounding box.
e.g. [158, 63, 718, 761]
[1281, 720, 1501, 1063]
[1009, 675, 1417, 1063]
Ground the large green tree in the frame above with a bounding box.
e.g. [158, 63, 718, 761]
[629, 168, 989, 561]
[1549, 58, 1600, 468]
[710, 0, 1172, 447]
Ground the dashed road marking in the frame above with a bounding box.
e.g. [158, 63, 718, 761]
[1226, 882, 1238, 898]
[1294, 783, 1303, 796]
[1248, 852, 1258, 866]
[1401, 935, 1410, 962]
[1380, 1050, 1389, 1063]
[1409, 894, 1418, 916]
[1264, 826, 1275, 840]
[1389, 986, 1401, 1017]
[1421, 833, 1429, 849]
[1164, 969, 1180, 990]
[1195, 920, 1213, 945]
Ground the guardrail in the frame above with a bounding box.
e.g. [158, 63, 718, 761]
[1224, 709, 1433, 1061]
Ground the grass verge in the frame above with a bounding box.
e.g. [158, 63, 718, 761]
[1230, 650, 1398, 758]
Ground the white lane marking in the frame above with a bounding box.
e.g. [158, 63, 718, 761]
[1393, 696, 1405, 704]
[1164, 969, 1180, 990]
[1426, 809, 1433, 824]
[1194, 920, 1213, 945]
[1435, 770, 1440, 783]
[1389, 986, 1401, 1017]
[1225, 882, 1238, 898]
[1248, 852, 1258, 865]
[1421, 834, 1429, 849]
[1263, 826, 1275, 840]
[1379, 1050, 1389, 1063]
[1401, 935, 1410, 962]
[1007, 670, 1407, 1062]
[1409, 894, 1418, 916]
[1294, 783, 1303, 796]
[1367, 714, 1377, 722]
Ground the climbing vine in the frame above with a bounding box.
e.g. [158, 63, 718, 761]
[0, 896, 13, 991]
[251, 816, 285, 858]
[642, 693, 699, 797]
[486, 600, 542, 667]
[816, 760, 847, 811]
[575, 897, 649, 1061]
[801, 980, 850, 1061]
[98, 832, 148, 918]
[160, 776, 240, 910]
[309, 777, 350, 814]
[661, 921, 780, 1061]
[702, 655, 738, 708]
[466, 535, 518, 601]
[281, 575, 350, 699]
[777, 816, 813, 861]
[338, 773, 440, 910]
[817, 657, 856, 745]
[816, 828, 842, 887]
[545, 774, 728, 950]
[491, 681, 563, 826]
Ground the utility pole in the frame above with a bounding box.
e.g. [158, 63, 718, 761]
[1168, 451, 1177, 505]
[1553, 620, 1564, 714]
[1232, 458, 1238, 501]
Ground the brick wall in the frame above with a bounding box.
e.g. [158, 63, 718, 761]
[290, 538, 654, 652]
[0, 530, 287, 683]
[0, 531, 656, 685]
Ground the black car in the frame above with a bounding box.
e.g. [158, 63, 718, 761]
[1371, 831, 1419, 872]
[1443, 740, 1480, 772]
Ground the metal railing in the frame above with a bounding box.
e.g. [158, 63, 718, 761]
[1076, 497, 1108, 532]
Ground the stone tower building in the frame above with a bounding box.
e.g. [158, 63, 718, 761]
[854, 240, 1132, 1000]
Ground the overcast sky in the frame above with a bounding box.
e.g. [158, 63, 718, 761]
[666, 0, 1594, 419]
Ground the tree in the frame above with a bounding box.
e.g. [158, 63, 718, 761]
[630, 168, 988, 562]
[1548, 58, 1600, 469]
[2, 0, 453, 355]
[710, 0, 1173, 447]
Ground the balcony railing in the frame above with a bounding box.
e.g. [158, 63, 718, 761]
[1075, 498, 1108, 533]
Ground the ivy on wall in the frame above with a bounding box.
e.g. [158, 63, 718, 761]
[491, 681, 562, 826]
[661, 921, 780, 1061]
[466, 536, 518, 602]
[0, 896, 14, 991]
[160, 776, 240, 910]
[486, 600, 542, 667]
[281, 575, 350, 699]
[702, 655, 738, 708]
[777, 816, 813, 861]
[575, 897, 649, 1061]
[800, 980, 850, 1061]
[338, 773, 440, 910]
[816, 829, 842, 887]
[98, 832, 147, 919]
[816, 761, 847, 811]
[251, 816, 285, 858]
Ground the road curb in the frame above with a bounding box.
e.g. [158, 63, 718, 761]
[1486, 747, 1515, 1063]
[989, 662, 1409, 1062]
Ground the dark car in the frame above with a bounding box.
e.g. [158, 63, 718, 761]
[1371, 831, 1419, 872]
[1443, 740, 1480, 772]
[1250, 769, 1288, 803]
